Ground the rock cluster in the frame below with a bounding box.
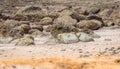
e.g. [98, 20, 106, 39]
[0, 2, 119, 45]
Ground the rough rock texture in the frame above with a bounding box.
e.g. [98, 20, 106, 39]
[40, 17, 53, 25]
[15, 36, 34, 46]
[57, 32, 94, 44]
[28, 29, 43, 36]
[53, 15, 77, 25]
[30, 23, 43, 31]
[76, 20, 102, 30]
[78, 32, 94, 42]
[50, 23, 79, 37]
[57, 32, 79, 44]
[15, 5, 47, 21]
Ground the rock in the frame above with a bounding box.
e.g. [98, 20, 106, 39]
[87, 7, 101, 14]
[43, 25, 52, 32]
[77, 32, 94, 42]
[30, 23, 43, 31]
[9, 26, 24, 38]
[53, 15, 77, 25]
[3, 20, 19, 28]
[79, 29, 94, 35]
[40, 17, 53, 25]
[18, 21, 30, 25]
[0, 37, 14, 44]
[15, 5, 47, 21]
[76, 20, 102, 30]
[0, 12, 13, 20]
[46, 12, 59, 18]
[99, 9, 113, 19]
[115, 19, 120, 26]
[28, 29, 43, 36]
[75, 7, 89, 15]
[20, 24, 30, 33]
[71, 12, 86, 22]
[87, 14, 103, 23]
[57, 32, 94, 43]
[15, 36, 34, 46]
[45, 37, 58, 45]
[50, 23, 79, 37]
[79, 29, 100, 38]
[103, 20, 115, 27]
[57, 32, 79, 44]
[59, 9, 73, 16]
[0, 20, 19, 37]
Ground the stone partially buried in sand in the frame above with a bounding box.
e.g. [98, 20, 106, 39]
[50, 23, 79, 38]
[76, 20, 102, 30]
[78, 32, 94, 42]
[29, 29, 44, 37]
[57, 32, 79, 44]
[57, 32, 94, 44]
[15, 36, 34, 46]
[0, 37, 14, 44]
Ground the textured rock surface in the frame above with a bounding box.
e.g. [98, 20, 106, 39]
[15, 36, 34, 46]
[57, 32, 79, 44]
[76, 20, 102, 30]
[54, 15, 77, 25]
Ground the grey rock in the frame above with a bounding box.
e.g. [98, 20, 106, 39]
[0, 37, 14, 44]
[57, 32, 79, 44]
[78, 32, 94, 42]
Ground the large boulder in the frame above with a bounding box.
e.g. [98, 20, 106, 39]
[15, 5, 47, 21]
[20, 24, 30, 34]
[71, 12, 86, 22]
[53, 15, 77, 25]
[50, 23, 79, 37]
[57, 32, 79, 44]
[77, 32, 94, 42]
[0, 20, 20, 37]
[99, 9, 120, 26]
[87, 14, 103, 23]
[8, 26, 24, 38]
[57, 32, 94, 44]
[76, 20, 102, 30]
[28, 29, 44, 36]
[30, 23, 43, 31]
[40, 17, 53, 25]
[15, 36, 34, 46]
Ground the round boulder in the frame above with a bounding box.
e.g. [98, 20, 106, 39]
[57, 32, 79, 44]
[53, 15, 77, 25]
